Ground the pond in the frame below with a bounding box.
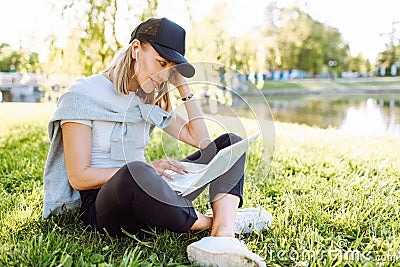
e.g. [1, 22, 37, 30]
[3, 87, 400, 135]
[198, 92, 400, 135]
[250, 94, 400, 135]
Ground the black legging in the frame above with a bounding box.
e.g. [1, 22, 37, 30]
[79, 133, 245, 237]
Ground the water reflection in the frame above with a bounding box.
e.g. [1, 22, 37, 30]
[268, 95, 400, 135]
[200, 92, 400, 135]
[265, 96, 346, 128]
[340, 98, 399, 135]
[3, 66, 399, 136]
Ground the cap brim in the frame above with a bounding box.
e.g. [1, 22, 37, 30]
[150, 42, 195, 78]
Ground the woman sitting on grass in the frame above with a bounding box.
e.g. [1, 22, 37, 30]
[43, 17, 271, 266]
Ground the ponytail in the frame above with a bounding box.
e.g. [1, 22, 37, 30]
[103, 45, 132, 95]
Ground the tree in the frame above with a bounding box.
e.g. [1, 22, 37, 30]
[377, 21, 400, 75]
[186, 3, 231, 64]
[321, 26, 350, 76]
[44, 30, 86, 75]
[138, 0, 158, 21]
[0, 43, 16, 72]
[61, 0, 122, 75]
[263, 5, 351, 75]
[185, 2, 259, 74]
[0, 43, 41, 73]
[46, 0, 159, 76]
[347, 53, 368, 74]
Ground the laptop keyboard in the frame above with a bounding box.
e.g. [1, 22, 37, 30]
[164, 162, 208, 189]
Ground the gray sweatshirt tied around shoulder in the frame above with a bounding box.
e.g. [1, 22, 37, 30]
[42, 91, 171, 219]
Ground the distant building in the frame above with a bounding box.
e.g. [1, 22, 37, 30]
[0, 72, 43, 102]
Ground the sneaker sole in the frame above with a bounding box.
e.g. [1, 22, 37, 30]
[187, 244, 265, 267]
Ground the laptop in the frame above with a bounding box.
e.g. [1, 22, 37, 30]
[163, 132, 260, 196]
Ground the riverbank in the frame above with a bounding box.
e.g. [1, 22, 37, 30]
[259, 76, 400, 96]
[2, 76, 399, 103]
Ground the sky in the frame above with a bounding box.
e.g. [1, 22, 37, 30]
[0, 0, 399, 62]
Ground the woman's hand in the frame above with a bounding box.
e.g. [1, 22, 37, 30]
[163, 66, 211, 149]
[149, 158, 188, 179]
[168, 67, 186, 88]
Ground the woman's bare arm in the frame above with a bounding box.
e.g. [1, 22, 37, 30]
[164, 74, 211, 149]
[62, 122, 119, 191]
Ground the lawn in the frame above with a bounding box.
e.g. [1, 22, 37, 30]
[1, 103, 400, 266]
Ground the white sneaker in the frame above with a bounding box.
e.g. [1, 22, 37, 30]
[187, 236, 266, 267]
[204, 208, 273, 234]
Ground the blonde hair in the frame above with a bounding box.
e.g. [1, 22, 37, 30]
[103, 43, 171, 111]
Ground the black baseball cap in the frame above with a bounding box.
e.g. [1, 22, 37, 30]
[129, 18, 195, 78]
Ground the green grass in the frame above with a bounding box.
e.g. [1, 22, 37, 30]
[1, 103, 400, 266]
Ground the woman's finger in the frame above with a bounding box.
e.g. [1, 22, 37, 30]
[168, 164, 186, 175]
[167, 158, 188, 174]
[161, 169, 173, 180]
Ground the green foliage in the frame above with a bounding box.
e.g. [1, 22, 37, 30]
[377, 44, 400, 75]
[41, 2, 369, 78]
[1, 103, 400, 266]
[0, 43, 42, 72]
[186, 3, 356, 76]
[44, 31, 86, 76]
[138, 0, 159, 21]
[45, 0, 160, 76]
[186, 3, 261, 74]
[377, 21, 400, 73]
[55, 0, 123, 76]
[265, 6, 351, 75]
